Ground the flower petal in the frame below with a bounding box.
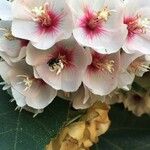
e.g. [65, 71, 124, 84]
[83, 51, 120, 95]
[0, 0, 12, 20]
[11, 88, 26, 107]
[72, 85, 98, 109]
[73, 26, 127, 54]
[25, 82, 57, 109]
[26, 43, 50, 66]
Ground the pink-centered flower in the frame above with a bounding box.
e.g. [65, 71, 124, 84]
[0, 21, 28, 65]
[83, 49, 143, 95]
[67, 0, 127, 54]
[119, 52, 149, 87]
[11, 0, 73, 50]
[123, 0, 150, 54]
[0, 60, 57, 109]
[83, 49, 120, 95]
[26, 37, 91, 92]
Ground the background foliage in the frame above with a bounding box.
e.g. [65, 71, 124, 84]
[0, 84, 150, 150]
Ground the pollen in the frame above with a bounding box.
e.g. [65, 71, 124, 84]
[95, 60, 115, 73]
[32, 6, 45, 16]
[97, 7, 111, 22]
[17, 75, 33, 91]
[105, 60, 115, 73]
[31, 3, 52, 27]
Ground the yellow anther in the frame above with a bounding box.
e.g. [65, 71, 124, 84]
[138, 17, 150, 30]
[17, 75, 33, 91]
[32, 6, 45, 16]
[97, 7, 111, 22]
[105, 60, 115, 73]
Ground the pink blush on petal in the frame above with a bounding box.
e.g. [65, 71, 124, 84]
[37, 10, 64, 35]
[87, 51, 106, 73]
[79, 8, 105, 40]
[124, 16, 144, 42]
[49, 45, 75, 69]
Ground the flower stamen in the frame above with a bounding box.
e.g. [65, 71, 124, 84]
[125, 15, 150, 39]
[105, 60, 115, 73]
[0, 27, 15, 41]
[31, 3, 52, 27]
[128, 58, 150, 74]
[17, 75, 33, 91]
[95, 60, 115, 73]
[138, 17, 150, 29]
[97, 7, 111, 22]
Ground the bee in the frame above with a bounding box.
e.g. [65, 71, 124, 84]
[47, 58, 64, 75]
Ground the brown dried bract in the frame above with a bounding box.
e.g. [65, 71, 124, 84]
[46, 101, 111, 150]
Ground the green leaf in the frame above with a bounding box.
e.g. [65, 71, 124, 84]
[0, 85, 150, 150]
[0, 86, 69, 150]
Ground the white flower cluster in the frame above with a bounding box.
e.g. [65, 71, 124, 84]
[0, 0, 149, 111]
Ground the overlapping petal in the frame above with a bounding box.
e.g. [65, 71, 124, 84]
[68, 0, 127, 54]
[0, 60, 57, 109]
[12, 0, 73, 50]
[26, 37, 91, 92]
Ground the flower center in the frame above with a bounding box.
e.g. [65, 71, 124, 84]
[88, 52, 115, 73]
[32, 3, 52, 27]
[97, 7, 111, 22]
[128, 57, 150, 74]
[124, 15, 150, 39]
[88, 7, 112, 29]
[0, 27, 15, 41]
[95, 60, 115, 73]
[80, 6, 115, 39]
[17, 75, 33, 91]
[47, 58, 64, 75]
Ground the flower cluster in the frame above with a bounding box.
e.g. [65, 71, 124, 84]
[0, 0, 150, 112]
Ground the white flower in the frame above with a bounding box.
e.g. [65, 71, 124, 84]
[123, 90, 150, 116]
[83, 49, 120, 95]
[0, 0, 12, 20]
[123, 0, 150, 54]
[0, 21, 28, 65]
[128, 55, 150, 77]
[67, 0, 127, 54]
[118, 51, 145, 90]
[83, 48, 144, 95]
[0, 60, 57, 109]
[11, 0, 73, 50]
[26, 37, 91, 92]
